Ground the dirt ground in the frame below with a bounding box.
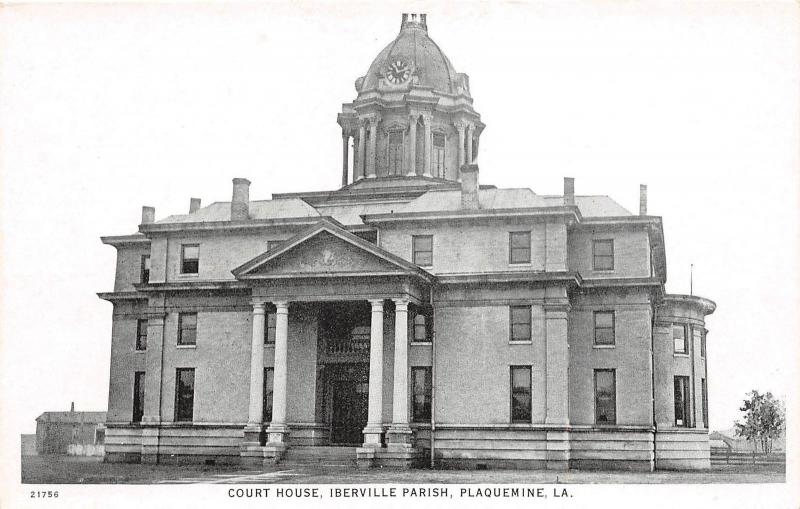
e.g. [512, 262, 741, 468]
[21, 455, 786, 485]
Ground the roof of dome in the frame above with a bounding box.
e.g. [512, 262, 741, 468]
[359, 14, 463, 95]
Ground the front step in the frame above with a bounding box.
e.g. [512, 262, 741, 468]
[281, 446, 358, 467]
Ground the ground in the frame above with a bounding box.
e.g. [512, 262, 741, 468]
[21, 456, 785, 484]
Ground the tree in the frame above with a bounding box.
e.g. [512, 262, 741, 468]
[734, 390, 785, 454]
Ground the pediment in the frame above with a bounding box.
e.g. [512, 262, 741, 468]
[233, 220, 432, 281]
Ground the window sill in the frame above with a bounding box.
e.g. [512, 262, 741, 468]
[509, 262, 532, 267]
[176, 345, 197, 349]
[177, 273, 199, 278]
[593, 344, 616, 349]
[134, 350, 146, 354]
[509, 341, 532, 345]
[592, 269, 615, 273]
[264, 344, 275, 348]
[673, 353, 690, 358]
[410, 342, 432, 347]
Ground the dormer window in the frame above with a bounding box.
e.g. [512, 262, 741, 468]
[432, 132, 445, 178]
[387, 131, 403, 175]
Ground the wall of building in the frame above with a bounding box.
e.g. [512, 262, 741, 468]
[379, 220, 555, 274]
[568, 227, 651, 279]
[107, 300, 148, 422]
[568, 288, 654, 426]
[113, 244, 151, 292]
[434, 288, 548, 425]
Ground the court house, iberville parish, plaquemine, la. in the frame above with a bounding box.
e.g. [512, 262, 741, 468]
[99, 14, 715, 471]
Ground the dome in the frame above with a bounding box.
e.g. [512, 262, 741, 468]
[358, 14, 466, 96]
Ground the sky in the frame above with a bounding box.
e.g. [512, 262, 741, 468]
[1, 0, 798, 450]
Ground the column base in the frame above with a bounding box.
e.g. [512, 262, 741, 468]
[406, 171, 416, 177]
[356, 447, 377, 470]
[266, 423, 290, 444]
[545, 430, 570, 471]
[243, 424, 264, 447]
[387, 425, 413, 445]
[366, 173, 376, 179]
[140, 424, 161, 464]
[362, 424, 384, 447]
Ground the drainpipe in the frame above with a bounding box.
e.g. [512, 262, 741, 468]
[650, 298, 657, 469]
[430, 286, 436, 468]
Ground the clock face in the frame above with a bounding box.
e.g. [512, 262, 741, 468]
[385, 60, 411, 84]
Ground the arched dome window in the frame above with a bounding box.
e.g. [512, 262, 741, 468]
[387, 130, 404, 176]
[432, 132, 446, 178]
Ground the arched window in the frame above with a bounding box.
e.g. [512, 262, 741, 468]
[432, 132, 446, 178]
[387, 131, 403, 175]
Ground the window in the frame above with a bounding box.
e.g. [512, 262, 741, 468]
[593, 311, 615, 346]
[674, 375, 691, 427]
[510, 366, 532, 422]
[592, 239, 614, 271]
[673, 324, 688, 354]
[388, 131, 403, 175]
[263, 368, 274, 422]
[264, 310, 276, 345]
[411, 309, 432, 343]
[174, 368, 195, 422]
[701, 378, 708, 427]
[432, 132, 445, 178]
[509, 306, 532, 343]
[411, 367, 432, 422]
[594, 369, 616, 424]
[132, 371, 145, 423]
[412, 235, 433, 267]
[136, 319, 148, 351]
[178, 312, 197, 346]
[696, 327, 706, 358]
[509, 231, 531, 264]
[181, 244, 199, 274]
[140, 255, 151, 283]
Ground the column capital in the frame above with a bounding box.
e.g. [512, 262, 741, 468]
[420, 112, 433, 122]
[274, 301, 289, 313]
[392, 298, 409, 311]
[454, 120, 466, 132]
[368, 298, 385, 310]
[250, 300, 267, 311]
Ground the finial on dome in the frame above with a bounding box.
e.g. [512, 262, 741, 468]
[401, 13, 428, 32]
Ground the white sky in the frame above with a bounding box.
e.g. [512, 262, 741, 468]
[1, 0, 798, 456]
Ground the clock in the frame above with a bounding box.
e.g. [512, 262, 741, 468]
[385, 59, 412, 84]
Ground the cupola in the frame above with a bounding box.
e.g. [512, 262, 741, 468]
[337, 14, 485, 187]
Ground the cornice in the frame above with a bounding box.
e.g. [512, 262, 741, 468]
[436, 270, 582, 287]
[362, 206, 582, 225]
[97, 291, 148, 302]
[100, 234, 150, 247]
[138, 216, 326, 235]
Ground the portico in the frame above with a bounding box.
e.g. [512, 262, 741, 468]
[233, 219, 433, 466]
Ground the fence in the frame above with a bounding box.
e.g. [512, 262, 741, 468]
[711, 448, 785, 466]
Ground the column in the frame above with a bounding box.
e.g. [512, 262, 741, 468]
[422, 114, 432, 177]
[455, 121, 466, 181]
[246, 302, 266, 428]
[366, 116, 379, 178]
[141, 312, 165, 464]
[341, 132, 350, 187]
[544, 304, 570, 470]
[363, 299, 385, 446]
[406, 117, 417, 176]
[388, 299, 412, 445]
[267, 301, 289, 443]
[466, 124, 474, 163]
[356, 123, 366, 180]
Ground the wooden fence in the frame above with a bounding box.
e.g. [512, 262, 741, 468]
[711, 448, 786, 465]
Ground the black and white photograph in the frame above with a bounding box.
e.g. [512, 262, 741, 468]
[1, 2, 797, 508]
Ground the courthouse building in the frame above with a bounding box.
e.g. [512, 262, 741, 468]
[100, 14, 715, 471]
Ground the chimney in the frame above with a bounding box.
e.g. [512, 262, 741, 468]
[231, 178, 251, 221]
[563, 177, 575, 206]
[70, 402, 75, 412]
[141, 206, 155, 224]
[189, 197, 201, 213]
[461, 164, 480, 210]
[639, 184, 648, 216]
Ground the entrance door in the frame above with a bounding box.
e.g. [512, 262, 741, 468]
[330, 380, 369, 445]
